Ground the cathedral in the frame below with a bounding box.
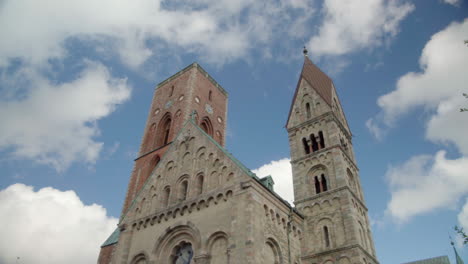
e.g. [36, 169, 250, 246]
[97, 53, 379, 264]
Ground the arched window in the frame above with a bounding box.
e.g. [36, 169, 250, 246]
[306, 102, 311, 118]
[200, 117, 213, 137]
[303, 138, 310, 154]
[196, 174, 204, 195]
[323, 226, 330, 247]
[319, 131, 325, 149]
[314, 176, 321, 194]
[311, 134, 319, 152]
[157, 113, 172, 147]
[162, 186, 170, 207]
[209, 90, 212, 101]
[172, 242, 193, 264]
[321, 174, 328, 192]
[179, 180, 188, 201]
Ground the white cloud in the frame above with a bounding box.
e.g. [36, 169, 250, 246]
[366, 118, 384, 140]
[253, 158, 294, 204]
[375, 19, 468, 128]
[308, 0, 414, 57]
[0, 0, 316, 68]
[0, 183, 118, 264]
[443, 0, 460, 6]
[386, 151, 468, 223]
[369, 19, 468, 225]
[0, 61, 131, 171]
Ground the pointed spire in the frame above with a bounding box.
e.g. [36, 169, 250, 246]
[285, 55, 335, 127]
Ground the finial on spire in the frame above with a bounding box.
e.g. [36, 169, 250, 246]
[303, 46, 308, 56]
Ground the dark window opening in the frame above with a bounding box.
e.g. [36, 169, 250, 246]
[321, 174, 328, 192]
[324, 226, 330, 247]
[172, 243, 193, 264]
[163, 187, 170, 207]
[180, 181, 188, 201]
[197, 175, 204, 195]
[303, 138, 310, 154]
[311, 134, 319, 152]
[306, 103, 311, 118]
[315, 176, 321, 194]
[209, 90, 212, 101]
[319, 131, 325, 149]
[170, 86, 174, 97]
[200, 117, 213, 137]
[157, 113, 172, 147]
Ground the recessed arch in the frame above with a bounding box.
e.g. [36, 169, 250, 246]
[156, 112, 172, 147]
[200, 116, 213, 137]
[130, 251, 149, 264]
[154, 223, 202, 263]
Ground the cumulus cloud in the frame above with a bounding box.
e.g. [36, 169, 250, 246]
[0, 61, 131, 171]
[308, 0, 414, 57]
[0, 183, 118, 264]
[253, 158, 294, 204]
[386, 151, 468, 223]
[0, 0, 316, 68]
[370, 19, 468, 224]
[376, 19, 468, 128]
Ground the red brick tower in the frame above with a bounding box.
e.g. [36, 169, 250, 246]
[121, 63, 228, 215]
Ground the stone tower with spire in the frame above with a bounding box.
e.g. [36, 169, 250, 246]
[286, 53, 379, 264]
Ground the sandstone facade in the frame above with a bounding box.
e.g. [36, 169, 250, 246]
[98, 58, 378, 264]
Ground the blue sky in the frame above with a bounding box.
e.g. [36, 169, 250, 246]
[0, 0, 467, 263]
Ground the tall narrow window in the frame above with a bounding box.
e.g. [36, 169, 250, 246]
[179, 181, 188, 201]
[311, 134, 319, 152]
[157, 113, 172, 147]
[196, 175, 204, 195]
[163, 187, 170, 207]
[324, 226, 330, 247]
[209, 90, 212, 101]
[306, 103, 311, 118]
[200, 117, 213, 136]
[314, 176, 321, 194]
[321, 174, 328, 192]
[169, 86, 174, 97]
[319, 131, 325, 149]
[163, 123, 170, 144]
[303, 138, 310, 154]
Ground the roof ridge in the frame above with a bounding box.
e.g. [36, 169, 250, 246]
[155, 62, 228, 96]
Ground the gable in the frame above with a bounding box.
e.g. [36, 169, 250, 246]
[119, 119, 257, 223]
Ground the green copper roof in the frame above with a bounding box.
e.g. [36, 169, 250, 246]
[260, 175, 275, 191]
[101, 228, 120, 247]
[403, 256, 451, 264]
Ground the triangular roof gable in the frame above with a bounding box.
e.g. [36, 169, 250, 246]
[286, 57, 334, 128]
[119, 118, 260, 223]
